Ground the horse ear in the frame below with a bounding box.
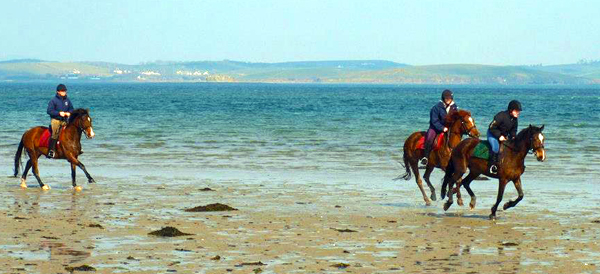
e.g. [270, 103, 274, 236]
[540, 124, 544, 131]
[529, 124, 532, 128]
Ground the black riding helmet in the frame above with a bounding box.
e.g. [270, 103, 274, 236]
[441, 89, 453, 101]
[56, 84, 67, 91]
[508, 100, 522, 111]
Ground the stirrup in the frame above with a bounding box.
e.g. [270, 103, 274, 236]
[420, 157, 428, 165]
[489, 165, 498, 174]
[47, 150, 55, 159]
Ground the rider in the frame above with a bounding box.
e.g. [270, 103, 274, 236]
[46, 84, 74, 158]
[421, 89, 458, 165]
[487, 100, 521, 174]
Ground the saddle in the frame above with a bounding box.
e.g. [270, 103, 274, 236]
[416, 132, 445, 151]
[39, 126, 63, 148]
[472, 140, 492, 160]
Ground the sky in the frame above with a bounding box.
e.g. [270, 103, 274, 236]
[2, 0, 600, 66]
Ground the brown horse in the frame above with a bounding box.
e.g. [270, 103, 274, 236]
[14, 108, 96, 191]
[397, 110, 480, 205]
[441, 125, 546, 220]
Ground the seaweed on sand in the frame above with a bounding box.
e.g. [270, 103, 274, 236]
[149, 226, 193, 237]
[185, 203, 238, 212]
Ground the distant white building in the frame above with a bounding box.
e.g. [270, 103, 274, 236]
[141, 71, 161, 76]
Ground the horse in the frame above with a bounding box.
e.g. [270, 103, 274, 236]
[397, 109, 480, 205]
[14, 108, 96, 191]
[441, 125, 546, 220]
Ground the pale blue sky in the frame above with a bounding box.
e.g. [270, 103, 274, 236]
[2, 0, 599, 65]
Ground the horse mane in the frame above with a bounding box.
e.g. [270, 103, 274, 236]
[444, 109, 471, 125]
[513, 125, 542, 147]
[68, 108, 89, 124]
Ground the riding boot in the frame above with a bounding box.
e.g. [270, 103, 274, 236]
[421, 142, 432, 165]
[489, 152, 499, 174]
[47, 139, 57, 159]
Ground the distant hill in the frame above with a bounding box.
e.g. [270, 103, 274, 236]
[0, 59, 596, 84]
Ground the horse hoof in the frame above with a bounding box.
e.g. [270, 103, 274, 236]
[89, 179, 96, 184]
[457, 199, 464, 207]
[443, 202, 452, 211]
[430, 194, 437, 201]
[470, 203, 476, 211]
[489, 214, 496, 220]
[42, 185, 51, 191]
[20, 179, 27, 189]
[74, 186, 83, 192]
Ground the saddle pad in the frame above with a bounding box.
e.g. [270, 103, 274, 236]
[39, 127, 61, 148]
[472, 140, 492, 160]
[416, 132, 445, 151]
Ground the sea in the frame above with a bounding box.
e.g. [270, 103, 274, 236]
[0, 82, 599, 214]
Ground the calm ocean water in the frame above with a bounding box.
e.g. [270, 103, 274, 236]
[0, 83, 599, 208]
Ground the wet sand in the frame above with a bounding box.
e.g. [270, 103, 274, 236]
[1, 171, 600, 274]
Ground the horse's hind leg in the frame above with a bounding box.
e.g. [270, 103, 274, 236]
[503, 177, 524, 211]
[76, 161, 95, 184]
[460, 172, 479, 210]
[411, 161, 431, 206]
[443, 172, 463, 211]
[30, 156, 50, 190]
[423, 166, 436, 201]
[20, 160, 33, 189]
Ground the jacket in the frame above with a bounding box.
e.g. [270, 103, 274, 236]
[429, 101, 458, 133]
[488, 110, 518, 140]
[47, 94, 74, 120]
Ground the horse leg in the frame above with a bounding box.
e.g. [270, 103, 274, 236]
[70, 163, 83, 191]
[490, 179, 508, 220]
[503, 177, 524, 210]
[76, 161, 96, 184]
[455, 178, 464, 207]
[30, 156, 50, 190]
[423, 166, 436, 201]
[460, 172, 479, 210]
[411, 161, 431, 206]
[20, 159, 33, 189]
[444, 172, 463, 211]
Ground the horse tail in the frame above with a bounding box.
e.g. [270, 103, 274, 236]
[440, 157, 456, 200]
[394, 149, 412, 181]
[14, 138, 24, 177]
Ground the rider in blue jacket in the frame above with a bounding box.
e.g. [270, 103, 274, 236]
[46, 84, 74, 158]
[487, 100, 521, 173]
[421, 89, 458, 165]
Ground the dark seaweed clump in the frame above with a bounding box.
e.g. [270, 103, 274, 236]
[65, 265, 96, 272]
[185, 203, 238, 212]
[149, 226, 193, 237]
[331, 263, 350, 269]
[235, 261, 266, 267]
[331, 228, 358, 233]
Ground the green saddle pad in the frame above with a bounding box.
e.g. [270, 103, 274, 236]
[472, 141, 492, 160]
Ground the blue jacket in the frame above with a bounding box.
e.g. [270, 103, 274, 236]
[47, 94, 74, 120]
[429, 101, 458, 133]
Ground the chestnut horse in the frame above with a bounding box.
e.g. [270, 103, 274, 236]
[397, 110, 480, 205]
[441, 125, 546, 220]
[14, 108, 96, 191]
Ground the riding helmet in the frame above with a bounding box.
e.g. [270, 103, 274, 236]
[508, 100, 522, 111]
[441, 89, 453, 101]
[56, 84, 67, 91]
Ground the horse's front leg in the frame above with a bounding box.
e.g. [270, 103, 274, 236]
[20, 159, 33, 189]
[443, 172, 462, 211]
[490, 179, 509, 220]
[503, 177, 524, 210]
[70, 163, 83, 191]
[77, 161, 95, 184]
[423, 166, 436, 201]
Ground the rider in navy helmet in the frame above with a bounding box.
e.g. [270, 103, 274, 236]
[421, 89, 458, 165]
[487, 100, 521, 173]
[46, 84, 74, 158]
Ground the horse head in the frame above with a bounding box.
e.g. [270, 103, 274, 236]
[69, 108, 95, 139]
[529, 124, 546, 162]
[446, 110, 480, 138]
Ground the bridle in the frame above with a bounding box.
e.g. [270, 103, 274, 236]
[73, 115, 93, 139]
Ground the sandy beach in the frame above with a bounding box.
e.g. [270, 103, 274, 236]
[1, 169, 599, 274]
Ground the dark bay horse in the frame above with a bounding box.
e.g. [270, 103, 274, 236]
[397, 110, 480, 205]
[441, 125, 546, 220]
[14, 108, 96, 191]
